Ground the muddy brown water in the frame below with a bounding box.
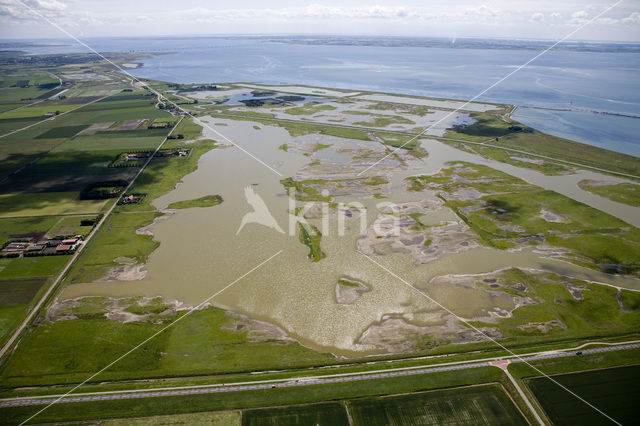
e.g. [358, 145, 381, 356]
[61, 117, 640, 357]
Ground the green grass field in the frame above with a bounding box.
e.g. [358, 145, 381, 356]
[46, 215, 97, 238]
[242, 402, 349, 426]
[0, 103, 78, 119]
[0, 216, 61, 245]
[62, 211, 160, 284]
[0, 277, 47, 306]
[443, 140, 572, 175]
[0, 367, 504, 423]
[167, 194, 223, 209]
[0, 256, 69, 279]
[52, 134, 165, 152]
[275, 120, 370, 140]
[0, 307, 334, 387]
[0, 192, 108, 218]
[284, 103, 337, 116]
[0, 305, 29, 347]
[445, 113, 640, 177]
[34, 125, 90, 139]
[407, 162, 640, 275]
[353, 113, 415, 128]
[527, 365, 640, 425]
[347, 384, 526, 426]
[579, 180, 640, 206]
[468, 269, 640, 345]
[104, 410, 241, 425]
[120, 139, 216, 211]
[0, 277, 49, 346]
[0, 115, 46, 134]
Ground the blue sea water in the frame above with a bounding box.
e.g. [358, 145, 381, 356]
[12, 36, 640, 156]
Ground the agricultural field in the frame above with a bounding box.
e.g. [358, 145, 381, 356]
[242, 402, 349, 426]
[0, 192, 108, 218]
[527, 365, 640, 425]
[0, 54, 183, 386]
[347, 385, 526, 426]
[0, 278, 48, 345]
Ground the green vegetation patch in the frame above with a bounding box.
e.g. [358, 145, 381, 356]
[34, 125, 89, 139]
[0, 366, 501, 423]
[0, 319, 170, 383]
[353, 114, 415, 128]
[579, 180, 640, 207]
[0, 216, 61, 245]
[276, 121, 370, 141]
[444, 141, 571, 176]
[0, 307, 333, 387]
[406, 162, 640, 275]
[0, 192, 107, 218]
[64, 211, 160, 284]
[53, 134, 165, 153]
[167, 194, 223, 210]
[527, 365, 640, 425]
[0, 256, 68, 279]
[338, 278, 361, 287]
[298, 222, 326, 262]
[0, 104, 77, 119]
[448, 115, 640, 177]
[121, 139, 216, 211]
[284, 102, 337, 116]
[168, 117, 202, 142]
[470, 268, 640, 343]
[0, 277, 47, 306]
[242, 402, 348, 426]
[46, 215, 97, 238]
[0, 116, 46, 134]
[347, 384, 526, 426]
[375, 131, 423, 152]
[0, 305, 29, 347]
[103, 410, 241, 425]
[448, 113, 528, 139]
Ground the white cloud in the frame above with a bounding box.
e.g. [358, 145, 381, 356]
[622, 12, 640, 25]
[530, 12, 545, 22]
[0, 1, 638, 41]
[32, 0, 67, 11]
[571, 10, 589, 19]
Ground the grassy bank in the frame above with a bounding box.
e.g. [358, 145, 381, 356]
[446, 112, 640, 178]
[0, 367, 502, 423]
[407, 162, 640, 276]
[167, 194, 223, 210]
[579, 180, 640, 206]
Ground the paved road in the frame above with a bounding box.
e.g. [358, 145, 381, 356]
[491, 359, 545, 425]
[2, 342, 637, 408]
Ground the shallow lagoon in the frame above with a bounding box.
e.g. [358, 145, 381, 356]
[62, 116, 640, 356]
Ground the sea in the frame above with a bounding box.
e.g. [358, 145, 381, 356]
[7, 36, 640, 157]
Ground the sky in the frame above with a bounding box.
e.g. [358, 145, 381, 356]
[0, 0, 639, 42]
